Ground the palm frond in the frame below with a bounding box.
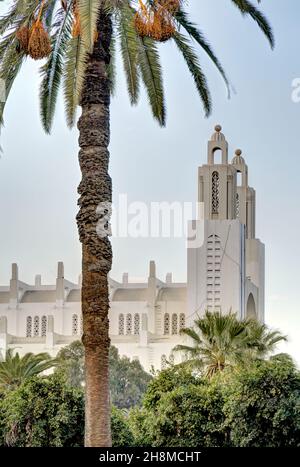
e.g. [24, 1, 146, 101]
[0, 349, 56, 391]
[63, 34, 87, 128]
[117, 2, 140, 104]
[173, 32, 211, 117]
[0, 1, 19, 36]
[40, 5, 73, 133]
[173, 344, 199, 355]
[175, 9, 231, 97]
[179, 326, 202, 343]
[231, 0, 274, 48]
[77, 0, 101, 52]
[0, 41, 26, 127]
[137, 36, 166, 126]
[107, 32, 116, 96]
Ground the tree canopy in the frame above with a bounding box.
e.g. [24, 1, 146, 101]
[0, 349, 56, 392]
[129, 358, 300, 447]
[174, 311, 286, 377]
[0, 0, 274, 131]
[55, 341, 152, 408]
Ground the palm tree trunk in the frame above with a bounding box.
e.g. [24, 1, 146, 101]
[77, 10, 113, 447]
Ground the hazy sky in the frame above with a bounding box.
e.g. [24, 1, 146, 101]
[0, 1, 299, 362]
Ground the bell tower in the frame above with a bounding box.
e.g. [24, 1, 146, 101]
[198, 125, 236, 221]
[188, 124, 265, 324]
[231, 149, 255, 239]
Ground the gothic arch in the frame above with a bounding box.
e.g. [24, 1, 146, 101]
[246, 293, 257, 320]
[72, 314, 79, 335]
[33, 316, 40, 336]
[118, 314, 124, 335]
[134, 313, 140, 335]
[164, 313, 170, 335]
[126, 314, 132, 335]
[41, 315, 47, 337]
[26, 316, 32, 337]
[171, 314, 178, 335]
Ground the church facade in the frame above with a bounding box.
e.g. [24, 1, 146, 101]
[0, 126, 265, 371]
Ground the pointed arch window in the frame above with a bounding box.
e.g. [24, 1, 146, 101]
[41, 316, 47, 337]
[212, 171, 220, 214]
[164, 313, 170, 335]
[179, 313, 185, 331]
[33, 316, 40, 337]
[134, 314, 140, 335]
[171, 314, 178, 335]
[126, 314, 132, 335]
[118, 314, 124, 335]
[72, 314, 78, 335]
[26, 316, 32, 337]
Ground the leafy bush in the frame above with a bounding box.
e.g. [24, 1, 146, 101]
[222, 357, 300, 447]
[129, 368, 226, 447]
[55, 342, 152, 409]
[0, 374, 84, 447]
[129, 359, 300, 447]
[0, 373, 135, 447]
[111, 406, 134, 447]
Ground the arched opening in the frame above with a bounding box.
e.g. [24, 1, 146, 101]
[126, 314, 132, 335]
[26, 316, 32, 337]
[164, 313, 170, 335]
[118, 314, 124, 335]
[171, 314, 178, 335]
[179, 313, 185, 331]
[33, 316, 40, 337]
[237, 171, 242, 187]
[72, 314, 79, 335]
[246, 293, 257, 320]
[41, 316, 47, 337]
[134, 313, 140, 335]
[213, 148, 222, 165]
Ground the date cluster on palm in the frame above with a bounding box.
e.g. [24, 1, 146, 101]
[15, 1, 51, 60]
[28, 21, 52, 60]
[135, 0, 180, 42]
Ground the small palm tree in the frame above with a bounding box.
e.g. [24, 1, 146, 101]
[174, 311, 286, 378]
[0, 0, 274, 446]
[0, 349, 56, 392]
[245, 319, 287, 359]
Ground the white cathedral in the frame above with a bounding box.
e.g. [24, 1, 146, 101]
[0, 126, 265, 371]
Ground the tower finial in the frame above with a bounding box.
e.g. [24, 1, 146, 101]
[231, 149, 246, 166]
[210, 124, 225, 143]
[208, 124, 228, 164]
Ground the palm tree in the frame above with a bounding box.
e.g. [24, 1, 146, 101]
[0, 0, 273, 446]
[245, 319, 287, 360]
[0, 349, 56, 392]
[174, 311, 286, 378]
